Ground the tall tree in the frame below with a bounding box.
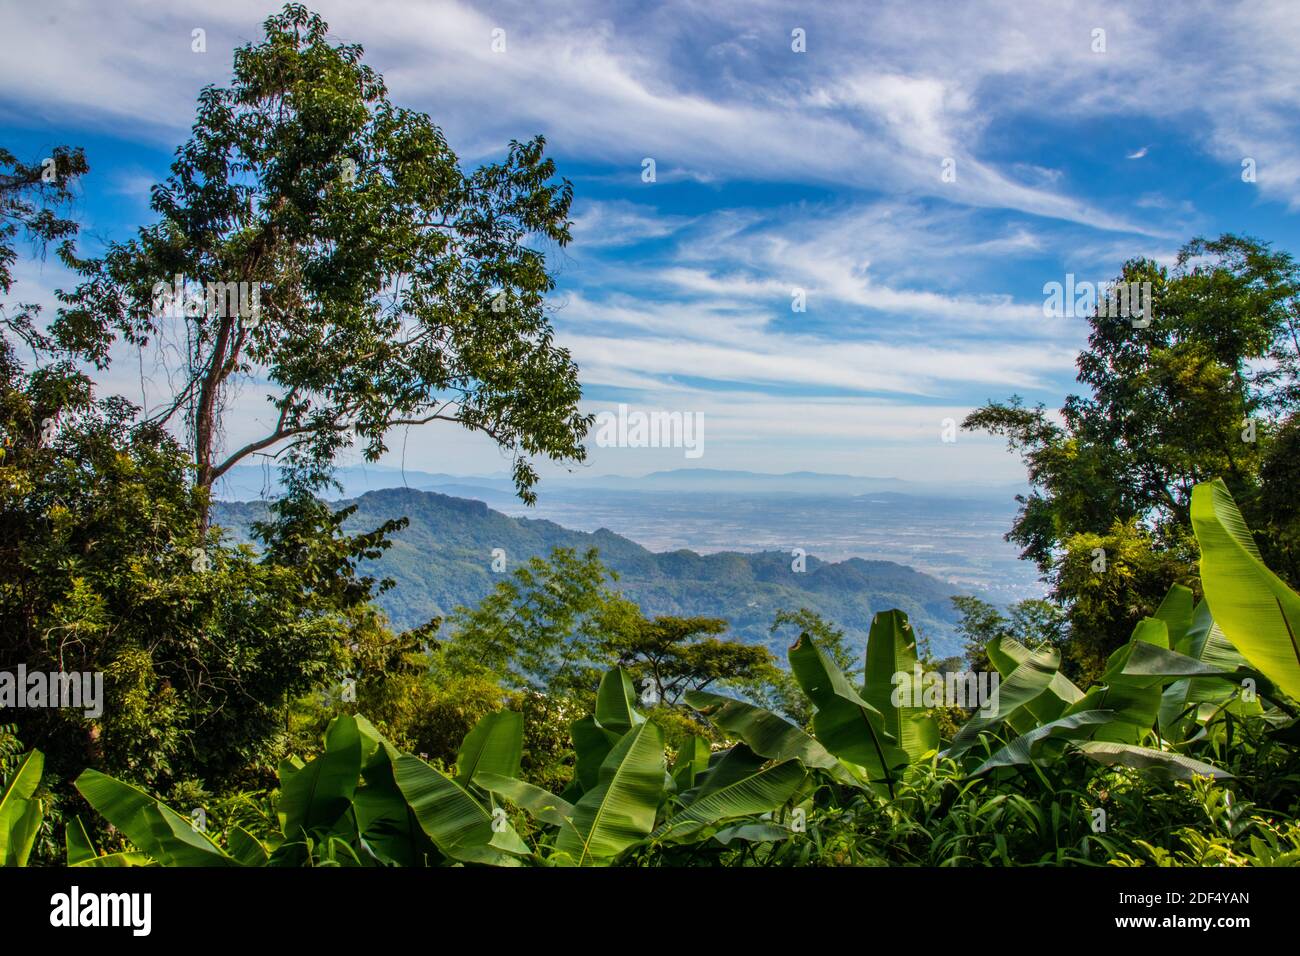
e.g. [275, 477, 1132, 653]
[1, 144, 88, 353]
[440, 547, 639, 697]
[965, 234, 1300, 677]
[54, 5, 589, 522]
[602, 614, 775, 707]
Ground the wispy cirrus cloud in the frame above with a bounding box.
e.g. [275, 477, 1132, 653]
[2, 0, 1298, 481]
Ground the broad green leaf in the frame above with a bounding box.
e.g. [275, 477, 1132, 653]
[277, 714, 362, 839]
[684, 689, 839, 771]
[1122, 640, 1246, 679]
[353, 732, 435, 867]
[74, 769, 237, 866]
[971, 711, 1113, 776]
[393, 755, 529, 866]
[65, 814, 149, 868]
[554, 722, 666, 866]
[1076, 741, 1232, 780]
[354, 713, 403, 776]
[987, 636, 1083, 725]
[65, 815, 97, 866]
[789, 632, 908, 788]
[863, 610, 939, 763]
[656, 758, 805, 843]
[595, 667, 644, 734]
[711, 822, 792, 846]
[0, 750, 43, 866]
[227, 826, 270, 866]
[1114, 601, 1254, 740]
[948, 644, 1064, 756]
[570, 716, 621, 793]
[3, 800, 42, 868]
[692, 744, 768, 798]
[1153, 584, 1196, 650]
[474, 772, 575, 828]
[1062, 619, 1168, 744]
[671, 735, 712, 790]
[455, 710, 523, 785]
[1191, 479, 1300, 700]
[69, 850, 152, 868]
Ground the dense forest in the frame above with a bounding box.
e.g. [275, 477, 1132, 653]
[3, 5, 1300, 870]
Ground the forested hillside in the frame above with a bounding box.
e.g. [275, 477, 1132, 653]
[214, 488, 968, 656]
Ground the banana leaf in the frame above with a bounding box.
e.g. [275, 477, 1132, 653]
[986, 636, 1084, 726]
[393, 755, 530, 866]
[553, 721, 665, 866]
[277, 714, 363, 840]
[970, 710, 1113, 776]
[684, 689, 840, 772]
[570, 716, 622, 794]
[0, 750, 44, 866]
[455, 710, 524, 785]
[473, 772, 575, 828]
[655, 758, 805, 843]
[1061, 618, 1168, 744]
[712, 821, 793, 845]
[595, 667, 644, 734]
[74, 769, 238, 866]
[1076, 741, 1233, 781]
[862, 610, 939, 763]
[789, 632, 908, 789]
[947, 644, 1066, 756]
[227, 826, 271, 866]
[671, 735, 712, 790]
[1191, 478, 1300, 700]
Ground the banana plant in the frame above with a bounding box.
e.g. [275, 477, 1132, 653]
[686, 611, 927, 795]
[1191, 478, 1300, 702]
[479, 667, 809, 865]
[683, 601, 1250, 786]
[0, 750, 45, 867]
[955, 601, 1240, 780]
[65, 816, 151, 867]
[69, 670, 804, 867]
[72, 713, 527, 867]
[74, 768, 240, 866]
[863, 610, 940, 763]
[947, 482, 1300, 782]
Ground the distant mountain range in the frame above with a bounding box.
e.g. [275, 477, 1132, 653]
[213, 464, 1025, 503]
[211, 487, 975, 659]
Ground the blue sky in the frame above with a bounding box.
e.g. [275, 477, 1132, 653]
[3, 0, 1299, 485]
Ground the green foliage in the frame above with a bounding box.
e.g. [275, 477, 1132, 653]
[0, 144, 88, 352]
[68, 681, 805, 868]
[49, 506, 1300, 868]
[952, 595, 1066, 674]
[0, 750, 45, 866]
[965, 234, 1300, 673]
[6, 8, 1300, 874]
[601, 613, 776, 706]
[53, 3, 587, 506]
[1192, 478, 1300, 700]
[0, 384, 407, 797]
[758, 607, 858, 722]
[441, 546, 633, 696]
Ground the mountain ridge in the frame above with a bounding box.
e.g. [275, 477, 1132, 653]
[212, 486, 972, 658]
[213, 464, 1026, 503]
